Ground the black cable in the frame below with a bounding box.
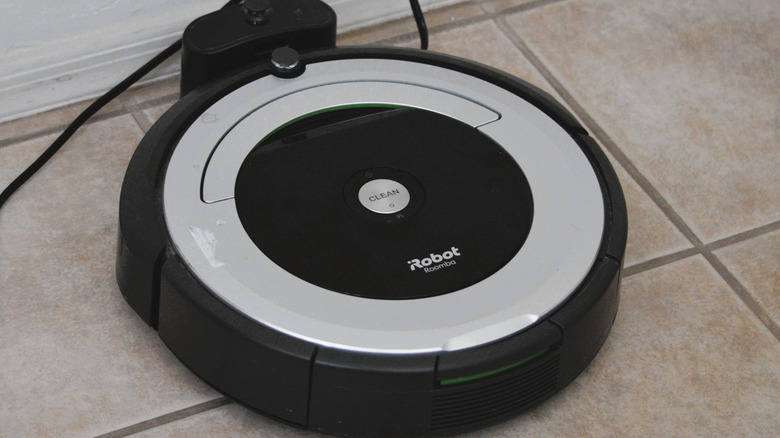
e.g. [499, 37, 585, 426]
[0, 0, 425, 214]
[409, 0, 429, 50]
[0, 0, 243, 214]
[0, 40, 179, 212]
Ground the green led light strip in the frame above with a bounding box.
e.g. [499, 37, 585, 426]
[254, 103, 407, 148]
[439, 348, 550, 386]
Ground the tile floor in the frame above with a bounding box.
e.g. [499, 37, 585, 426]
[1, 0, 778, 436]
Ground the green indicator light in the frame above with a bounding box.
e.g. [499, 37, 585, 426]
[439, 348, 550, 387]
[254, 104, 407, 149]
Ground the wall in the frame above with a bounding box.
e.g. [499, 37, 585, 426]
[0, 0, 459, 123]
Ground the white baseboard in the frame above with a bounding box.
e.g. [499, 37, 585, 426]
[0, 0, 463, 124]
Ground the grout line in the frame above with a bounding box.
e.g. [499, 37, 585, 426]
[488, 0, 570, 15]
[0, 109, 128, 150]
[2, 0, 563, 149]
[495, 16, 780, 342]
[624, 220, 780, 278]
[476, 0, 493, 14]
[129, 111, 153, 134]
[376, 0, 568, 47]
[92, 397, 234, 438]
[125, 93, 180, 113]
[704, 220, 780, 252]
[337, 2, 483, 46]
[495, 17, 706, 248]
[374, 15, 486, 46]
[2, 0, 565, 149]
[0, 94, 178, 150]
[703, 251, 780, 341]
[125, 94, 180, 133]
[119, 92, 153, 134]
[622, 248, 699, 278]
[1, 0, 562, 149]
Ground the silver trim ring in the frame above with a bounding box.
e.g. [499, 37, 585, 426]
[163, 58, 604, 354]
[201, 81, 500, 203]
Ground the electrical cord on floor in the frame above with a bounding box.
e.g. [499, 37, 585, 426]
[410, 0, 429, 50]
[0, 0, 428, 214]
[0, 39, 181, 213]
[0, 0, 242, 214]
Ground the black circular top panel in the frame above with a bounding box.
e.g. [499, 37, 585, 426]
[235, 107, 534, 299]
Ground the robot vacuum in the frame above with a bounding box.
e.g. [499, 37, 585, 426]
[116, 46, 627, 436]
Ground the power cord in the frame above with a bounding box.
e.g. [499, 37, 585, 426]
[0, 0, 243, 213]
[0, 39, 179, 212]
[0, 0, 429, 214]
[409, 0, 429, 50]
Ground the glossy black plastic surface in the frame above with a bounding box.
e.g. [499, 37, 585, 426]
[180, 0, 336, 95]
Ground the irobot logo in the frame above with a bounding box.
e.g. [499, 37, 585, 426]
[408, 247, 461, 273]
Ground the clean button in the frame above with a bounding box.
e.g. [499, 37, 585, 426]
[358, 179, 411, 214]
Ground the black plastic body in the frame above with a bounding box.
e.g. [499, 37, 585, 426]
[180, 0, 336, 95]
[116, 48, 627, 437]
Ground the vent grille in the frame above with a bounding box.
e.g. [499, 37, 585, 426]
[431, 352, 559, 431]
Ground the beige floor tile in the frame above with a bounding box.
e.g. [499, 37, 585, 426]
[143, 102, 176, 125]
[489, 256, 780, 436]
[479, 0, 536, 14]
[338, 2, 485, 46]
[0, 137, 51, 192]
[121, 76, 181, 108]
[0, 98, 124, 145]
[607, 149, 692, 267]
[412, 20, 690, 266]
[0, 115, 220, 437]
[118, 50, 182, 108]
[132, 101, 177, 133]
[127, 257, 780, 436]
[129, 403, 314, 438]
[425, 18, 595, 128]
[506, 0, 780, 243]
[715, 230, 780, 329]
[421, 20, 558, 97]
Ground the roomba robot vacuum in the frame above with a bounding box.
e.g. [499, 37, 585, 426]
[117, 45, 626, 436]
